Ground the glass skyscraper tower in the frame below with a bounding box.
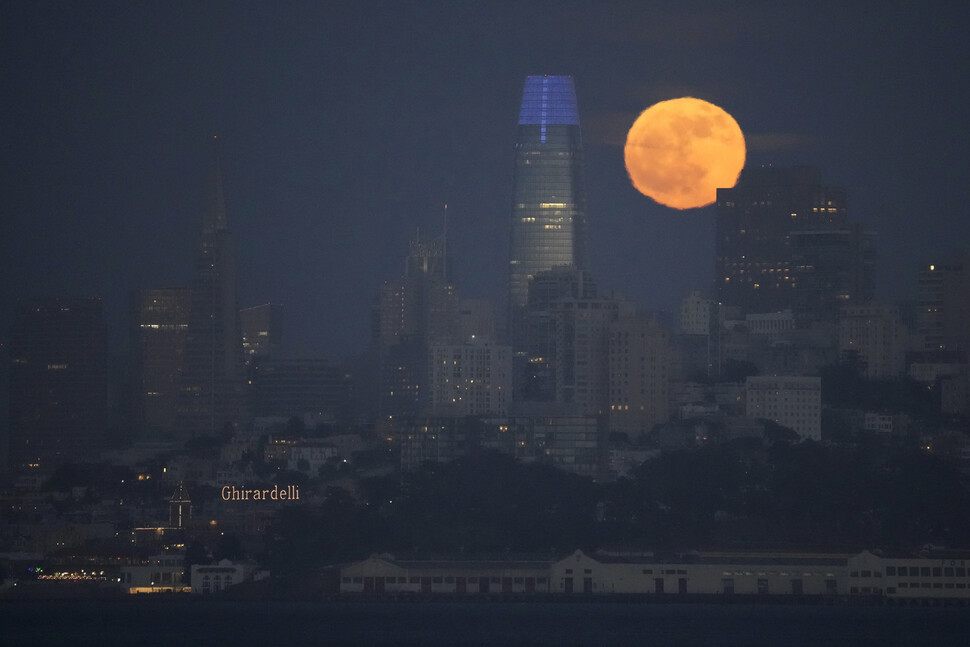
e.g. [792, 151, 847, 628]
[508, 75, 589, 343]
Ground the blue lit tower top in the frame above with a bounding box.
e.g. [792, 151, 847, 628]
[517, 76, 581, 128]
[508, 75, 589, 341]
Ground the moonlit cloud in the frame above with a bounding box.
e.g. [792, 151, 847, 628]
[746, 132, 819, 153]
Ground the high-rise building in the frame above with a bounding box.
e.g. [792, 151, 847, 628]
[251, 357, 353, 422]
[790, 225, 875, 321]
[428, 338, 512, 417]
[130, 288, 189, 440]
[715, 166, 874, 319]
[839, 303, 906, 379]
[240, 303, 283, 361]
[680, 289, 713, 336]
[917, 253, 970, 351]
[508, 75, 589, 345]
[608, 313, 672, 439]
[8, 298, 107, 471]
[376, 230, 461, 418]
[174, 140, 250, 438]
[519, 268, 622, 415]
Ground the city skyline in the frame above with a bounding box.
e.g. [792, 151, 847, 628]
[3, 2, 970, 359]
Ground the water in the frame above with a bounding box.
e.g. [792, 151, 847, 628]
[3, 599, 969, 646]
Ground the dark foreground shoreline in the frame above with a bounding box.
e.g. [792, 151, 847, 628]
[5, 578, 970, 607]
[5, 595, 970, 647]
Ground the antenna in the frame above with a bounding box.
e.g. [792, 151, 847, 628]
[443, 203, 448, 283]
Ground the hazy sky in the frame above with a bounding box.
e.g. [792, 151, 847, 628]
[3, 1, 969, 358]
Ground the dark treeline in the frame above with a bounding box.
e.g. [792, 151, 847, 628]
[264, 440, 970, 576]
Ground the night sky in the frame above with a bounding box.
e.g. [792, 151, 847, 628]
[3, 1, 969, 359]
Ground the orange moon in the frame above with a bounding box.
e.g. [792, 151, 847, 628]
[624, 97, 745, 210]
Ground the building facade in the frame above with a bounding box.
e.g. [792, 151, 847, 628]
[428, 339, 512, 417]
[130, 288, 189, 441]
[715, 166, 872, 321]
[745, 375, 822, 440]
[608, 313, 672, 439]
[376, 231, 461, 419]
[239, 303, 283, 361]
[250, 357, 353, 422]
[341, 548, 970, 600]
[8, 298, 107, 471]
[839, 303, 906, 379]
[518, 268, 620, 415]
[508, 75, 589, 345]
[917, 253, 970, 351]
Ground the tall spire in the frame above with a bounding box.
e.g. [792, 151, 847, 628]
[202, 135, 228, 233]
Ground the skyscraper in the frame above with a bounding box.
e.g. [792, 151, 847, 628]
[715, 166, 865, 317]
[508, 75, 589, 344]
[376, 229, 461, 418]
[240, 303, 283, 362]
[917, 252, 970, 351]
[130, 288, 189, 441]
[174, 139, 250, 438]
[8, 298, 107, 471]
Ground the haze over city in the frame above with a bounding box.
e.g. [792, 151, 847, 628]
[3, 1, 969, 357]
[4, 4, 970, 641]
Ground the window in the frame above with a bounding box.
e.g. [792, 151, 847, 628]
[886, 567, 896, 576]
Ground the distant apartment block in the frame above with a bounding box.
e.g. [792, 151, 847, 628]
[679, 289, 712, 335]
[839, 303, 905, 378]
[608, 314, 671, 439]
[745, 375, 821, 440]
[428, 339, 511, 416]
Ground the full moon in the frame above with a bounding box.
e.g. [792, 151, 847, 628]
[624, 97, 745, 210]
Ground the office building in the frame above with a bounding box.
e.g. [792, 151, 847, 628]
[715, 166, 873, 319]
[508, 75, 589, 345]
[130, 288, 189, 440]
[376, 230, 461, 418]
[917, 253, 970, 351]
[8, 298, 107, 470]
[251, 357, 353, 423]
[174, 140, 250, 438]
[790, 225, 875, 322]
[240, 303, 283, 361]
[519, 268, 622, 415]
